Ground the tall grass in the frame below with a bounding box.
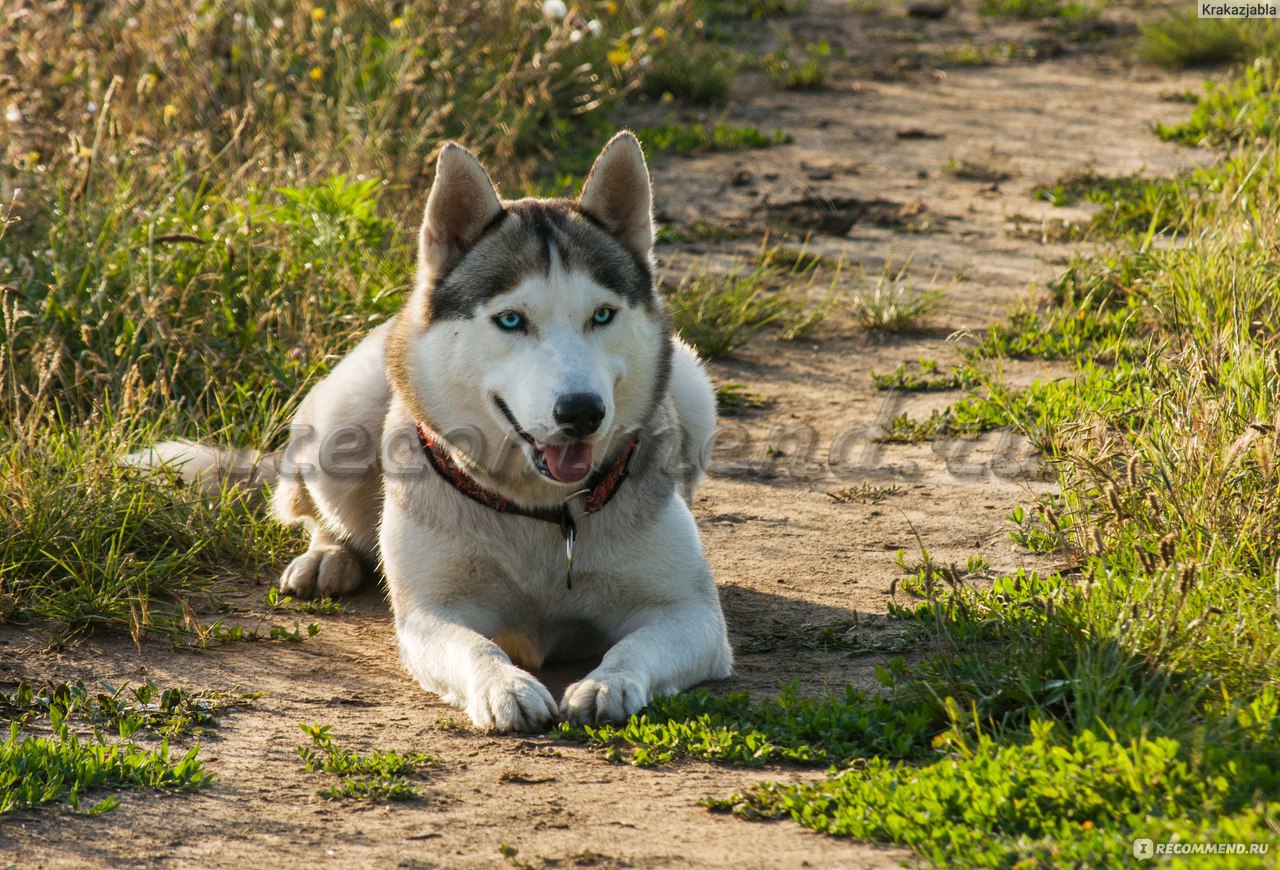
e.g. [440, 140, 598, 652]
[0, 0, 758, 638]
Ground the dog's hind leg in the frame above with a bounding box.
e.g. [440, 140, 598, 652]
[272, 467, 373, 599]
[268, 322, 393, 598]
[279, 531, 364, 598]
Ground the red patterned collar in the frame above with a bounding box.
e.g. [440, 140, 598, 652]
[415, 425, 638, 589]
[415, 424, 639, 525]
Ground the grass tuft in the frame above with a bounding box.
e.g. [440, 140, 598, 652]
[764, 43, 832, 90]
[0, 680, 242, 814]
[637, 123, 792, 154]
[1139, 12, 1280, 69]
[297, 723, 440, 802]
[850, 261, 944, 333]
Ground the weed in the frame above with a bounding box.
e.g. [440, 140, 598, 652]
[825, 483, 904, 504]
[944, 157, 1013, 184]
[206, 621, 322, 644]
[704, 717, 1279, 866]
[742, 619, 922, 654]
[641, 47, 739, 104]
[0, 681, 261, 740]
[670, 270, 795, 357]
[670, 243, 836, 356]
[264, 587, 346, 615]
[637, 122, 792, 153]
[1140, 13, 1280, 70]
[758, 243, 832, 272]
[871, 359, 976, 392]
[296, 723, 439, 802]
[1007, 499, 1074, 555]
[715, 382, 769, 412]
[1155, 56, 1280, 146]
[0, 680, 242, 814]
[1033, 167, 1187, 237]
[764, 43, 832, 90]
[559, 679, 943, 767]
[0, 722, 211, 815]
[891, 549, 992, 598]
[980, 0, 1097, 23]
[850, 260, 943, 332]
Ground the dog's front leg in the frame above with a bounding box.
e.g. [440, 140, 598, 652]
[394, 606, 559, 733]
[561, 594, 732, 725]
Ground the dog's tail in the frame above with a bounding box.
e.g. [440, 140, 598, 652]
[122, 441, 281, 498]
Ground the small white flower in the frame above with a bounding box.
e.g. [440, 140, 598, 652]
[126, 16, 138, 28]
[569, 29, 582, 43]
[272, 16, 284, 28]
[543, 0, 567, 19]
[4, 103, 20, 124]
[629, 26, 642, 37]
[86, 101, 98, 115]
[586, 19, 602, 36]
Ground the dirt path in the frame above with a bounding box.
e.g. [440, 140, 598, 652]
[1, 4, 1207, 867]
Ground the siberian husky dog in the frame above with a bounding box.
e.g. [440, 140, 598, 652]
[134, 133, 732, 732]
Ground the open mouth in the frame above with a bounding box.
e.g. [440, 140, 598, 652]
[493, 396, 594, 484]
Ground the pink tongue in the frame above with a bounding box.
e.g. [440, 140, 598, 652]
[544, 443, 593, 483]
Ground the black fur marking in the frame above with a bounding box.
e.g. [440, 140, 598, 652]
[427, 200, 654, 322]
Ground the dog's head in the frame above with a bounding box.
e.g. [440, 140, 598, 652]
[389, 133, 670, 494]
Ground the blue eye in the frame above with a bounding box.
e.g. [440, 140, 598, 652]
[592, 306, 616, 327]
[494, 311, 526, 332]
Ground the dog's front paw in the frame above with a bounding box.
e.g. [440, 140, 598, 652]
[560, 672, 648, 725]
[280, 546, 362, 599]
[466, 668, 559, 733]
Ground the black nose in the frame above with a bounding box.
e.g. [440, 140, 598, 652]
[554, 393, 606, 438]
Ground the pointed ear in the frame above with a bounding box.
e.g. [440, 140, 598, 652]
[419, 143, 503, 276]
[578, 131, 654, 260]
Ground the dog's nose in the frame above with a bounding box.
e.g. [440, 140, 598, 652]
[554, 393, 606, 438]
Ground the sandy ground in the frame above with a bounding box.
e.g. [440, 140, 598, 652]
[1, 2, 1209, 867]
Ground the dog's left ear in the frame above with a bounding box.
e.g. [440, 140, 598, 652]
[578, 131, 654, 260]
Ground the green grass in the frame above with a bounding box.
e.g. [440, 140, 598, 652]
[764, 43, 832, 91]
[639, 47, 739, 104]
[1032, 167, 1186, 237]
[1155, 57, 1280, 146]
[264, 586, 346, 615]
[567, 58, 1280, 865]
[849, 260, 944, 332]
[871, 359, 976, 392]
[979, 0, 1097, 23]
[706, 717, 1278, 866]
[635, 122, 792, 154]
[669, 244, 837, 357]
[742, 619, 922, 654]
[715, 382, 769, 413]
[560, 680, 942, 767]
[1, 681, 262, 739]
[296, 723, 439, 801]
[1140, 13, 1280, 70]
[0, 681, 243, 814]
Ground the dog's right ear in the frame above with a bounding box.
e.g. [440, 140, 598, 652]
[419, 143, 503, 277]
